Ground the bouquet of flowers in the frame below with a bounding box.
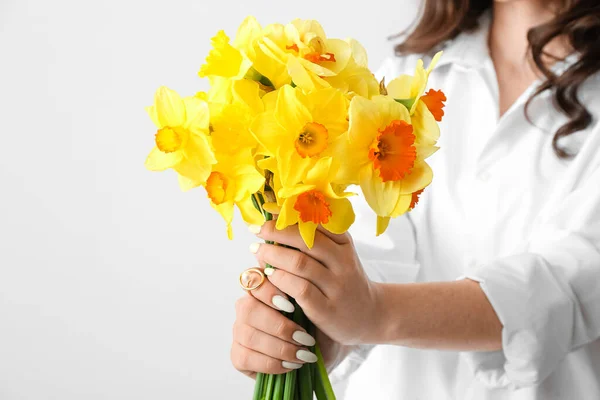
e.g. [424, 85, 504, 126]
[144, 16, 445, 400]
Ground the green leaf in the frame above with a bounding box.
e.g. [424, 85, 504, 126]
[394, 98, 415, 110]
[314, 344, 336, 400]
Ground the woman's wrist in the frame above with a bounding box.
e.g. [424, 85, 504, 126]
[367, 282, 408, 345]
[363, 280, 503, 351]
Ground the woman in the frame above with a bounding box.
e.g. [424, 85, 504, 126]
[231, 0, 600, 398]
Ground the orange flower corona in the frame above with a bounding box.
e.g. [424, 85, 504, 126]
[206, 172, 228, 205]
[294, 190, 332, 224]
[420, 89, 447, 122]
[409, 188, 425, 210]
[304, 52, 336, 63]
[155, 127, 186, 153]
[369, 120, 417, 182]
[295, 122, 329, 158]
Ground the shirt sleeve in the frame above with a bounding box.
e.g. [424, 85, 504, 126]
[460, 162, 600, 389]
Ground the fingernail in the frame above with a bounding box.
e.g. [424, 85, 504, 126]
[248, 225, 262, 234]
[264, 267, 275, 276]
[282, 361, 302, 370]
[292, 331, 316, 347]
[249, 243, 260, 254]
[296, 350, 318, 363]
[272, 295, 295, 313]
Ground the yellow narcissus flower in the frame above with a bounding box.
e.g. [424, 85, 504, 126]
[145, 87, 216, 191]
[339, 95, 438, 235]
[386, 51, 445, 146]
[325, 39, 379, 99]
[198, 16, 262, 81]
[251, 19, 352, 90]
[204, 148, 265, 239]
[276, 157, 355, 248]
[208, 79, 263, 154]
[250, 85, 348, 187]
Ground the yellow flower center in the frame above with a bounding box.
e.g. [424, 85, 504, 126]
[155, 127, 187, 153]
[206, 172, 228, 205]
[294, 190, 332, 224]
[368, 120, 417, 182]
[295, 122, 329, 158]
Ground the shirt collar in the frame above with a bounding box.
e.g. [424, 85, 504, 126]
[434, 11, 493, 69]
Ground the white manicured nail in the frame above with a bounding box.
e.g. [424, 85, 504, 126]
[292, 331, 316, 347]
[272, 295, 295, 313]
[248, 225, 262, 234]
[282, 361, 302, 370]
[249, 243, 260, 254]
[296, 350, 318, 363]
[264, 267, 275, 276]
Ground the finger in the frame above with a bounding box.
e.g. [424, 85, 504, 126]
[316, 223, 352, 245]
[246, 268, 297, 313]
[234, 322, 318, 365]
[265, 267, 329, 314]
[231, 341, 301, 375]
[252, 221, 341, 267]
[251, 243, 332, 293]
[235, 296, 316, 347]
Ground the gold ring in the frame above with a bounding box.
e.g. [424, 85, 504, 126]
[239, 268, 265, 291]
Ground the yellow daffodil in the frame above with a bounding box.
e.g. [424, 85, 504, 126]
[198, 16, 262, 81]
[145, 86, 216, 191]
[251, 19, 352, 91]
[204, 148, 265, 239]
[250, 85, 348, 187]
[386, 51, 446, 146]
[208, 79, 264, 154]
[325, 39, 379, 99]
[276, 157, 355, 248]
[339, 95, 437, 235]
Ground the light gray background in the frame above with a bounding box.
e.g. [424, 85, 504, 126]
[0, 1, 417, 398]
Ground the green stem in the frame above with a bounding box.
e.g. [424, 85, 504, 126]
[264, 373, 275, 400]
[253, 373, 265, 400]
[273, 374, 285, 400]
[283, 370, 297, 400]
[315, 344, 336, 400]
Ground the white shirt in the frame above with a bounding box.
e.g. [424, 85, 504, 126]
[332, 14, 600, 400]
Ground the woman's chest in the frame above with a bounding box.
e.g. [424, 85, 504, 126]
[412, 67, 573, 263]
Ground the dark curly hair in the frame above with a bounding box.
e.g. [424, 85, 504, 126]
[393, 0, 600, 158]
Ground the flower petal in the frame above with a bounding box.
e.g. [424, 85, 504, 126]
[276, 196, 299, 230]
[386, 75, 413, 99]
[322, 198, 355, 234]
[212, 201, 235, 239]
[154, 87, 185, 127]
[178, 174, 203, 192]
[182, 96, 210, 135]
[390, 193, 412, 218]
[359, 165, 399, 217]
[238, 197, 265, 226]
[376, 216, 390, 236]
[250, 112, 285, 156]
[145, 147, 183, 171]
[398, 161, 433, 195]
[412, 101, 440, 146]
[299, 220, 318, 249]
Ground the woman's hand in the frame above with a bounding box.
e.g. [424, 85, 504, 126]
[231, 291, 317, 379]
[249, 220, 383, 346]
